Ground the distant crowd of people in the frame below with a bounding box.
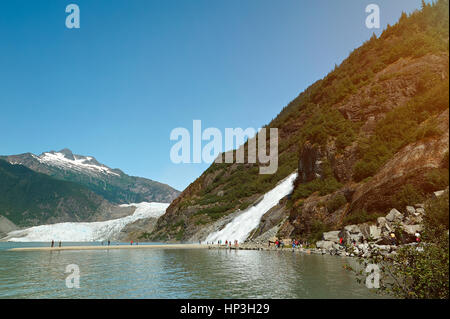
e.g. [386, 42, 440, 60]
[47, 231, 422, 249]
[202, 239, 240, 248]
[50, 239, 115, 247]
[268, 239, 303, 249]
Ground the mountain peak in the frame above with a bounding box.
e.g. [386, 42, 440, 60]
[58, 148, 75, 160]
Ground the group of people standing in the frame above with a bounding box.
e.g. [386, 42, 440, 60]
[268, 239, 307, 249]
[50, 240, 61, 248]
[222, 240, 238, 247]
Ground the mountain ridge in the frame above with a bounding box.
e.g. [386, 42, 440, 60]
[1, 148, 180, 204]
[0, 159, 116, 227]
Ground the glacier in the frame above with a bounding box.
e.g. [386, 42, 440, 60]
[4, 202, 169, 242]
[205, 172, 297, 244]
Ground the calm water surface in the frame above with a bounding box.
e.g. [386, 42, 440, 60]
[0, 242, 385, 299]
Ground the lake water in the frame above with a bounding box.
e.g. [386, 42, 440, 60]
[0, 242, 385, 299]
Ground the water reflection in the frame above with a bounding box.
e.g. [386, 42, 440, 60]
[0, 244, 384, 299]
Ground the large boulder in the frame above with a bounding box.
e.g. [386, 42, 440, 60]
[332, 243, 344, 250]
[358, 224, 381, 241]
[377, 217, 387, 228]
[433, 190, 446, 198]
[406, 206, 416, 216]
[369, 225, 381, 239]
[386, 208, 404, 223]
[402, 224, 423, 236]
[322, 230, 341, 243]
[415, 208, 425, 215]
[343, 231, 364, 245]
[404, 214, 423, 225]
[377, 216, 394, 238]
[316, 240, 335, 250]
[344, 225, 361, 234]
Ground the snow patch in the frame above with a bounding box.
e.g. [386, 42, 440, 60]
[38, 152, 120, 177]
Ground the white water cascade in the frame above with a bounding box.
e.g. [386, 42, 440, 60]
[205, 172, 297, 244]
[4, 202, 169, 242]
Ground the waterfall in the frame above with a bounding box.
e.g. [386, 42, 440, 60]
[205, 172, 297, 244]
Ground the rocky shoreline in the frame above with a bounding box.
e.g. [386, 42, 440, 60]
[208, 190, 448, 259]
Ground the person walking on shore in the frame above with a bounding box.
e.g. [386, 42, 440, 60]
[59, 241, 61, 247]
[415, 232, 421, 243]
[108, 240, 110, 246]
[390, 232, 397, 246]
[51, 240, 54, 248]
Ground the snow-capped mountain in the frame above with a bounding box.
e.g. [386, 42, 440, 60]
[36, 149, 121, 177]
[1, 149, 180, 204]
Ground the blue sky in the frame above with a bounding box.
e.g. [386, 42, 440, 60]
[0, 0, 429, 191]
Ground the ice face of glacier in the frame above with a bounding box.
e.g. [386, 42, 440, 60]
[205, 172, 297, 244]
[4, 202, 169, 242]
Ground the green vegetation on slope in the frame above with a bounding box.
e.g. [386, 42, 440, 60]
[353, 79, 449, 182]
[153, 0, 449, 240]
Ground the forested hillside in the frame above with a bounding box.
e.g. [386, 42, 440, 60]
[0, 159, 111, 226]
[147, 0, 449, 242]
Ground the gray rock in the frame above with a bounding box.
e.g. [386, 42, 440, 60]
[344, 225, 361, 234]
[406, 206, 416, 215]
[316, 240, 335, 250]
[402, 224, 423, 236]
[343, 230, 364, 245]
[414, 203, 425, 209]
[322, 231, 341, 243]
[369, 225, 381, 239]
[332, 243, 345, 250]
[414, 215, 423, 224]
[358, 224, 370, 239]
[434, 190, 446, 198]
[377, 217, 387, 228]
[415, 208, 425, 215]
[405, 215, 423, 225]
[386, 208, 404, 223]
[373, 244, 391, 251]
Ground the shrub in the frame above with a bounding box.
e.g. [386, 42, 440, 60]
[424, 168, 449, 191]
[343, 209, 381, 225]
[423, 190, 449, 240]
[309, 221, 329, 243]
[391, 184, 425, 211]
[326, 194, 347, 213]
